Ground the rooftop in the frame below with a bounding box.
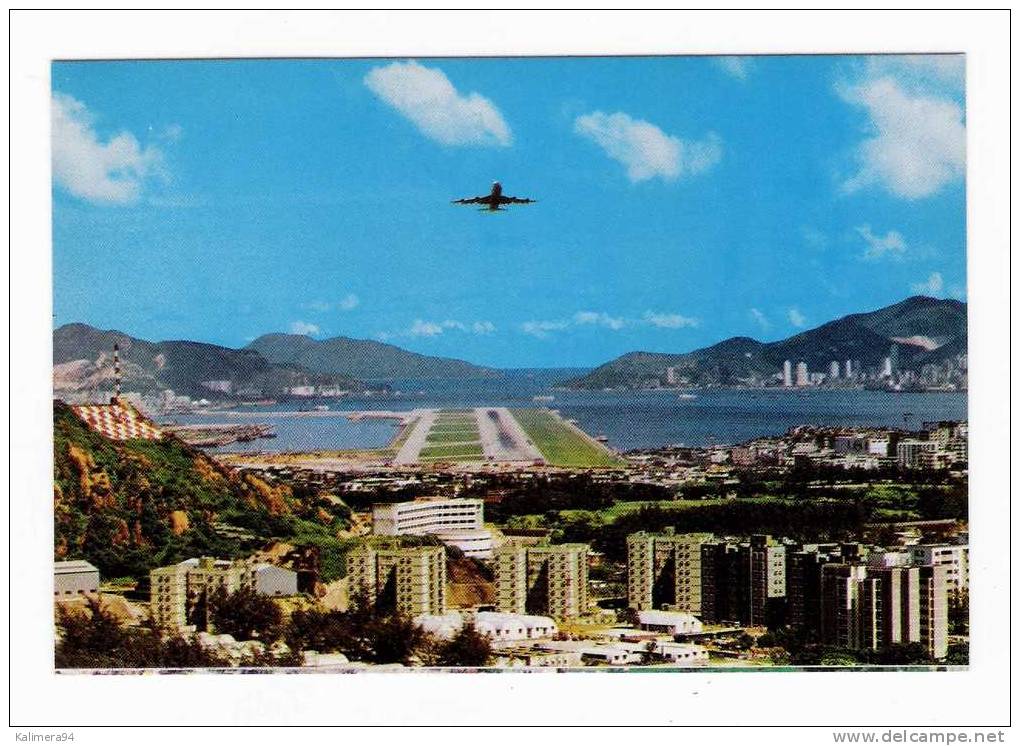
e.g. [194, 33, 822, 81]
[54, 560, 99, 574]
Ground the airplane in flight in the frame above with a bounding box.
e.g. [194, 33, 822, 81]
[452, 181, 536, 212]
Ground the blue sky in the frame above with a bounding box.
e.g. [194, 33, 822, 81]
[52, 55, 966, 368]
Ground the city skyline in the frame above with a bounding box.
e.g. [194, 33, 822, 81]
[52, 54, 966, 368]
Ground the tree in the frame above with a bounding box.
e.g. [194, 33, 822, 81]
[55, 596, 227, 669]
[872, 642, 934, 666]
[208, 586, 283, 642]
[366, 613, 430, 665]
[436, 623, 492, 667]
[945, 643, 969, 665]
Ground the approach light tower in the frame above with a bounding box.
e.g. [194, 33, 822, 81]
[111, 342, 122, 404]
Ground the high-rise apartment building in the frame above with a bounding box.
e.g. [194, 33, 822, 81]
[795, 362, 809, 387]
[820, 562, 948, 659]
[150, 557, 256, 632]
[701, 535, 786, 626]
[345, 544, 446, 616]
[783, 360, 793, 387]
[495, 543, 589, 621]
[909, 544, 968, 599]
[626, 530, 714, 613]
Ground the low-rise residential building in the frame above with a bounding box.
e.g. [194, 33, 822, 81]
[414, 611, 558, 642]
[54, 560, 100, 597]
[494, 647, 583, 668]
[346, 544, 446, 616]
[636, 609, 703, 636]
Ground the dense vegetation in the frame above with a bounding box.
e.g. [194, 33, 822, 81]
[56, 590, 493, 670]
[54, 596, 297, 668]
[53, 401, 353, 583]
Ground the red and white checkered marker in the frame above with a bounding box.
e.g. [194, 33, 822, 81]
[71, 401, 163, 441]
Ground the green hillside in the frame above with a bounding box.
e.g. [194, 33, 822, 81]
[52, 401, 354, 583]
[247, 332, 499, 380]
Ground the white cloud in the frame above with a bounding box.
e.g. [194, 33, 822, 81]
[574, 311, 626, 330]
[522, 309, 698, 337]
[521, 320, 571, 339]
[574, 111, 722, 183]
[839, 75, 965, 199]
[643, 311, 699, 329]
[911, 272, 944, 296]
[305, 294, 360, 313]
[51, 92, 164, 204]
[866, 55, 965, 93]
[716, 57, 751, 81]
[856, 225, 908, 260]
[160, 123, 184, 142]
[405, 318, 494, 337]
[409, 319, 446, 337]
[749, 308, 770, 331]
[949, 285, 967, 300]
[289, 320, 320, 336]
[787, 308, 807, 328]
[364, 61, 511, 147]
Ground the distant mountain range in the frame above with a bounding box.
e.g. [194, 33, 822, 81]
[54, 296, 966, 398]
[562, 296, 967, 390]
[53, 323, 364, 400]
[246, 333, 497, 380]
[52, 323, 496, 400]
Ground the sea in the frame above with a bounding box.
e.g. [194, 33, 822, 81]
[168, 369, 968, 454]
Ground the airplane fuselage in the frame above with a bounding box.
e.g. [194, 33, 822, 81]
[485, 182, 503, 210]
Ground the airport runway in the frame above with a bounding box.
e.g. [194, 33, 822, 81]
[474, 407, 544, 463]
[392, 408, 437, 465]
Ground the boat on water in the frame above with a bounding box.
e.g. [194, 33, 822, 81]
[532, 395, 555, 402]
[677, 392, 698, 400]
[314, 404, 330, 412]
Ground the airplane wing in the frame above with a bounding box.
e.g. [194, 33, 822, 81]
[498, 195, 536, 204]
[452, 195, 490, 204]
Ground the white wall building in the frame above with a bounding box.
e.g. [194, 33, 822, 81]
[253, 564, 299, 596]
[637, 609, 704, 636]
[54, 560, 100, 597]
[414, 611, 559, 642]
[909, 545, 969, 596]
[373, 498, 493, 558]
